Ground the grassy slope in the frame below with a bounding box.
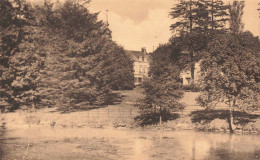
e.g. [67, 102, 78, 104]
[1, 88, 259, 133]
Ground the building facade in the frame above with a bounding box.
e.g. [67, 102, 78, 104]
[126, 48, 150, 85]
[180, 62, 201, 86]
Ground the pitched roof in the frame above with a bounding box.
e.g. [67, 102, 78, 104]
[125, 50, 148, 59]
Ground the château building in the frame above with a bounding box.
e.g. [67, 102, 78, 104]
[126, 48, 150, 85]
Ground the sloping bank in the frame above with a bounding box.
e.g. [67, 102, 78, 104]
[1, 108, 260, 135]
[0, 108, 136, 130]
[146, 116, 260, 135]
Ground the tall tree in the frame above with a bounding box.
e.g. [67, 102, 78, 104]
[170, 0, 196, 35]
[100, 42, 134, 90]
[229, 1, 245, 35]
[170, 0, 198, 81]
[34, 0, 134, 111]
[1, 0, 134, 112]
[199, 0, 229, 31]
[196, 32, 260, 133]
[9, 25, 46, 110]
[169, 0, 229, 82]
[135, 43, 184, 126]
[0, 0, 34, 111]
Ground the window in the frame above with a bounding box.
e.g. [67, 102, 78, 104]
[186, 77, 191, 84]
[142, 56, 144, 61]
[180, 78, 183, 86]
[138, 78, 142, 83]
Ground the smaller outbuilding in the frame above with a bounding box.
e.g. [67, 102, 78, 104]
[180, 62, 201, 86]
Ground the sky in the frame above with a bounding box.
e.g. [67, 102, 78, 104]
[88, 0, 260, 52]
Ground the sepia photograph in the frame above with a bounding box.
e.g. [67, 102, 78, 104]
[0, 0, 260, 159]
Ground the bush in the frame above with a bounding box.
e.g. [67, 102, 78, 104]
[182, 82, 200, 92]
[135, 108, 173, 126]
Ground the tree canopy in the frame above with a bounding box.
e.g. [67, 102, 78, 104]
[229, 1, 245, 35]
[135, 43, 184, 126]
[0, 0, 134, 112]
[169, 0, 229, 81]
[196, 31, 260, 132]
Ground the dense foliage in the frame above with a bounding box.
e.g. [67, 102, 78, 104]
[0, 0, 36, 111]
[136, 0, 260, 129]
[196, 32, 260, 132]
[169, 0, 229, 81]
[135, 43, 184, 126]
[195, 1, 260, 133]
[0, 0, 134, 112]
[229, 1, 245, 35]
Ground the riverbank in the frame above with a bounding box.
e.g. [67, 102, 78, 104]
[1, 107, 260, 135]
[0, 107, 136, 130]
[1, 88, 260, 135]
[155, 116, 260, 134]
[0, 88, 142, 130]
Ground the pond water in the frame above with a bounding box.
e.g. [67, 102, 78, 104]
[0, 127, 259, 160]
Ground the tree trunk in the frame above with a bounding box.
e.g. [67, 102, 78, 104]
[189, 0, 194, 82]
[211, 0, 214, 30]
[189, 0, 193, 33]
[228, 107, 235, 134]
[159, 115, 162, 126]
[190, 50, 195, 81]
[228, 108, 234, 133]
[32, 101, 35, 110]
[191, 60, 195, 81]
[159, 106, 162, 126]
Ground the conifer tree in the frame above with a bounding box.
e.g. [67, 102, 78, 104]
[229, 1, 245, 35]
[135, 43, 184, 126]
[169, 0, 229, 82]
[170, 0, 199, 81]
[199, 0, 229, 31]
[36, 0, 134, 111]
[0, 0, 34, 111]
[1, 0, 134, 112]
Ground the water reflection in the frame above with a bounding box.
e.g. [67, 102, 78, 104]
[204, 142, 260, 160]
[0, 129, 5, 158]
[132, 137, 152, 160]
[0, 128, 259, 160]
[135, 131, 260, 160]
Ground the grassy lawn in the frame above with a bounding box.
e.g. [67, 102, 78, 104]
[1, 87, 259, 131]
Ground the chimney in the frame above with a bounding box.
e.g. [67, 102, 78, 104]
[141, 47, 146, 54]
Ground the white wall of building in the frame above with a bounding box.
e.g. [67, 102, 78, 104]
[133, 58, 149, 85]
[180, 62, 201, 86]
